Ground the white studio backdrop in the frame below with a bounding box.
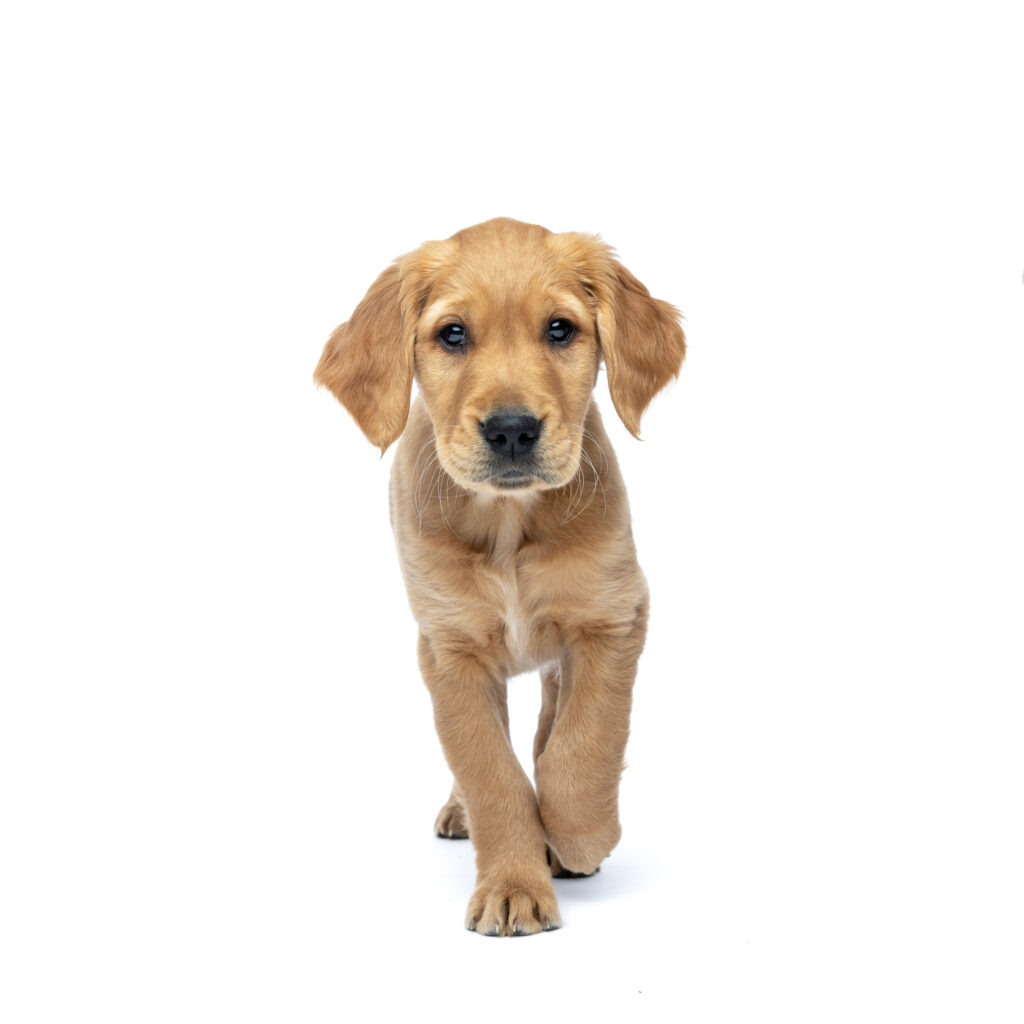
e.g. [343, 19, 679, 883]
[2, 1, 1022, 1021]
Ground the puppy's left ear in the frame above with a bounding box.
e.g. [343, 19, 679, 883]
[592, 253, 686, 438]
[314, 261, 414, 454]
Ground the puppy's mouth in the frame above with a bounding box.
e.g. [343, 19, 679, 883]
[489, 469, 538, 491]
[480, 458, 575, 492]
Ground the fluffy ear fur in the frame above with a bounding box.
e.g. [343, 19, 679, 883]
[563, 236, 686, 437]
[598, 257, 686, 438]
[314, 262, 414, 453]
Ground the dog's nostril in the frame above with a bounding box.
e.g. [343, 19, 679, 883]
[481, 412, 541, 460]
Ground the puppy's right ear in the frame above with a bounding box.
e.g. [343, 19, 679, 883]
[314, 262, 414, 454]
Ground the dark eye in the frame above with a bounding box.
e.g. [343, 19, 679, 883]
[438, 323, 467, 350]
[547, 319, 576, 346]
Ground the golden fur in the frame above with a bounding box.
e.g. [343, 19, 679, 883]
[315, 218, 685, 935]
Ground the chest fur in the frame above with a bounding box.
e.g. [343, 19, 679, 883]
[476, 552, 556, 673]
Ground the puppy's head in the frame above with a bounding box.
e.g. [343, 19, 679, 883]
[315, 218, 685, 493]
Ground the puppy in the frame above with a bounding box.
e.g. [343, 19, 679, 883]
[315, 218, 685, 935]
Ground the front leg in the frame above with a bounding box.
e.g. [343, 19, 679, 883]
[418, 634, 561, 936]
[535, 599, 649, 875]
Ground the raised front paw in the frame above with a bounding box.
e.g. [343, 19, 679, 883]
[536, 748, 623, 876]
[539, 796, 621, 877]
[465, 873, 562, 936]
[547, 847, 601, 879]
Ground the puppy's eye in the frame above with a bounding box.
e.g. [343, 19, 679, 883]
[438, 323, 467, 350]
[547, 319, 576, 346]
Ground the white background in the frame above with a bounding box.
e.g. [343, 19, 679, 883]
[2, 1, 1022, 1020]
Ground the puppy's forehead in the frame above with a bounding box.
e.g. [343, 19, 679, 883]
[418, 218, 589, 316]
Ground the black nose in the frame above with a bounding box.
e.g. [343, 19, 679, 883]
[481, 412, 541, 460]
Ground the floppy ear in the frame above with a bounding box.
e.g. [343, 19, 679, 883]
[583, 244, 686, 438]
[314, 262, 414, 453]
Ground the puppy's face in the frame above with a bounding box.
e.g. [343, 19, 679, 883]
[315, 218, 686, 478]
[411, 221, 599, 494]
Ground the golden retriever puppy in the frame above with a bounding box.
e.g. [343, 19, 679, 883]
[315, 218, 685, 936]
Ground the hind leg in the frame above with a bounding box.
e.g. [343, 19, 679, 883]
[435, 782, 469, 839]
[533, 663, 561, 768]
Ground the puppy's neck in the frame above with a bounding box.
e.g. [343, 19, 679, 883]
[469, 490, 537, 559]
